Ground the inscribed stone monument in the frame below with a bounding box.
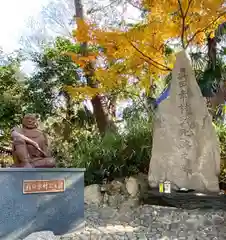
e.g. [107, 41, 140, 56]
[148, 51, 220, 192]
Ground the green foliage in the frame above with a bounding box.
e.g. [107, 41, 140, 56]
[23, 37, 82, 121]
[51, 107, 153, 185]
[215, 123, 226, 183]
[0, 59, 24, 134]
[197, 59, 226, 97]
[164, 51, 226, 98]
[1, 18, 226, 190]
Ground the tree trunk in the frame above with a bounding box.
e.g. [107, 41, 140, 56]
[63, 91, 74, 140]
[206, 34, 226, 121]
[91, 95, 116, 134]
[74, 0, 116, 135]
[207, 36, 217, 70]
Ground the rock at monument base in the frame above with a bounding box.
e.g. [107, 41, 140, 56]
[23, 231, 59, 240]
[84, 184, 103, 205]
[125, 173, 149, 198]
[148, 51, 220, 192]
[84, 174, 148, 209]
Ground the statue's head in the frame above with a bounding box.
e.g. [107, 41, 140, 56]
[22, 114, 38, 129]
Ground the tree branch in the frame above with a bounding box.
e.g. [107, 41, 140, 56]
[127, 40, 172, 71]
[184, 0, 193, 17]
[125, 0, 142, 11]
[185, 13, 225, 49]
[86, 0, 119, 15]
[177, 0, 186, 49]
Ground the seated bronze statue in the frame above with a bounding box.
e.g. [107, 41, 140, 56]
[11, 114, 56, 168]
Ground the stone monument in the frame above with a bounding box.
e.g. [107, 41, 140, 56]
[11, 114, 56, 168]
[148, 51, 220, 192]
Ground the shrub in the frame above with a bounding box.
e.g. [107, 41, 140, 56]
[50, 110, 226, 187]
[52, 113, 153, 185]
[215, 122, 226, 184]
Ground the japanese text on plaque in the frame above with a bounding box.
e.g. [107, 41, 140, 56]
[23, 179, 65, 194]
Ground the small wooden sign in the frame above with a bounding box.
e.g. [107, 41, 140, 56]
[23, 179, 65, 194]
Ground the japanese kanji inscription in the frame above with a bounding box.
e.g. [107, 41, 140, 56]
[23, 179, 65, 194]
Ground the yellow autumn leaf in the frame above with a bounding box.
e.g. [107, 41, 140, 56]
[74, 18, 90, 43]
[66, 86, 104, 98]
[67, 0, 226, 98]
[193, 32, 206, 45]
[209, 31, 215, 39]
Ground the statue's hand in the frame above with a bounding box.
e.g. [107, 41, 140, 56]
[33, 143, 47, 157]
[33, 142, 40, 150]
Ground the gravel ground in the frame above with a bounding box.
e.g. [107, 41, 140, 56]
[60, 204, 226, 240]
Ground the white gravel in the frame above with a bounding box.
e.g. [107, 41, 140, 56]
[59, 204, 226, 239]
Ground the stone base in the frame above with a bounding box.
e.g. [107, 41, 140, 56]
[0, 168, 85, 240]
[142, 189, 226, 210]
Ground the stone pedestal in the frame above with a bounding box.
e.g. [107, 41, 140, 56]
[0, 168, 85, 240]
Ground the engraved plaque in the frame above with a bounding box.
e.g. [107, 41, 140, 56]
[23, 179, 65, 194]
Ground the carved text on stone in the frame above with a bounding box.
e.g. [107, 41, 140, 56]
[177, 67, 194, 175]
